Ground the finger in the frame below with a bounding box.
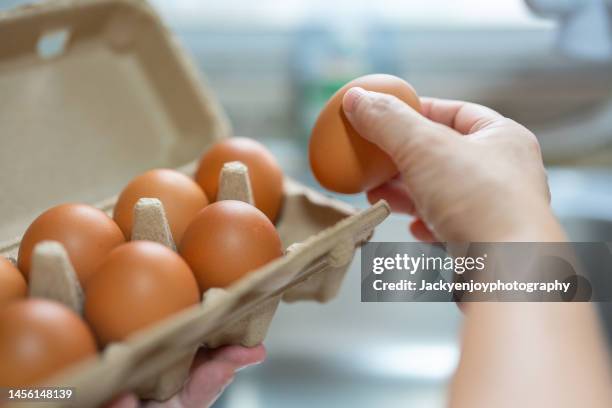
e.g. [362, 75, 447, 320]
[409, 218, 437, 242]
[342, 87, 454, 170]
[143, 346, 266, 408]
[191, 347, 214, 368]
[179, 360, 235, 408]
[209, 344, 266, 371]
[419, 97, 504, 135]
[192, 344, 266, 370]
[103, 393, 139, 408]
[145, 345, 266, 408]
[367, 176, 416, 215]
[142, 360, 235, 408]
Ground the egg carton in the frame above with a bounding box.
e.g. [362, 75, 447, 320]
[0, 0, 391, 406]
[17, 161, 359, 402]
[2, 165, 389, 407]
[25, 163, 268, 396]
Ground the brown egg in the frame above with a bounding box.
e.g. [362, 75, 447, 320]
[113, 169, 209, 244]
[179, 200, 283, 291]
[18, 204, 125, 287]
[309, 74, 421, 193]
[0, 299, 97, 387]
[0, 256, 27, 308]
[84, 241, 200, 346]
[195, 138, 284, 222]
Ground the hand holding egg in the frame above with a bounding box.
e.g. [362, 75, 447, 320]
[309, 74, 421, 194]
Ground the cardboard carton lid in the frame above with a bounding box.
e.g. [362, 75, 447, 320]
[0, 0, 230, 242]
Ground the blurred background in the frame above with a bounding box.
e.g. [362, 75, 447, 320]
[4, 0, 612, 407]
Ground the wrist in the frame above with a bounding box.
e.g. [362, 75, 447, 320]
[490, 199, 566, 242]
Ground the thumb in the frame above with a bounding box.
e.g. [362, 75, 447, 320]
[342, 87, 454, 170]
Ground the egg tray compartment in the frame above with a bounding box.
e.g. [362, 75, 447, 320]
[2, 161, 390, 408]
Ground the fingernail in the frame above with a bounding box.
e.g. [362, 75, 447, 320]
[343, 87, 368, 114]
[236, 358, 264, 372]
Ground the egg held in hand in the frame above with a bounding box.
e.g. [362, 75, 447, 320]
[84, 241, 200, 346]
[113, 168, 209, 244]
[309, 74, 421, 194]
[195, 137, 284, 222]
[179, 200, 283, 292]
[0, 299, 97, 387]
[0, 256, 27, 308]
[17, 203, 125, 287]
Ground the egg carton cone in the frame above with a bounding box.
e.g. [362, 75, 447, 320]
[0, 0, 391, 406]
[131, 198, 176, 250]
[29, 241, 84, 314]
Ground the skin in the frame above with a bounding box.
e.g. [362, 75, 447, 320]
[106, 345, 265, 408]
[343, 87, 612, 408]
